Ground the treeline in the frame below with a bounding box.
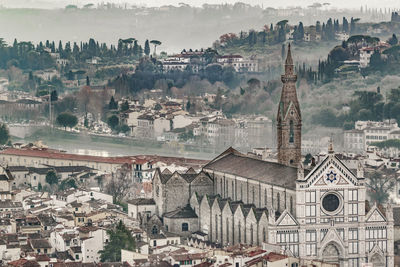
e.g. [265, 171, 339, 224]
[0, 37, 146, 70]
[312, 89, 400, 128]
[0, 39, 54, 70]
[295, 35, 396, 84]
[217, 17, 359, 49]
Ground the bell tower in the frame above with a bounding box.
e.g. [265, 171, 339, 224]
[277, 44, 302, 167]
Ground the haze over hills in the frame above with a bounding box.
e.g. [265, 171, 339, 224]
[0, 2, 394, 53]
[1, 0, 400, 9]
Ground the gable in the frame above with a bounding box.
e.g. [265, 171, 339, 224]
[276, 211, 298, 226]
[301, 155, 359, 189]
[165, 172, 187, 185]
[199, 196, 211, 211]
[366, 207, 387, 223]
[245, 208, 257, 222]
[283, 101, 300, 121]
[191, 172, 213, 186]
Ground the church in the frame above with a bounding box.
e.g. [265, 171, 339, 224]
[145, 45, 394, 267]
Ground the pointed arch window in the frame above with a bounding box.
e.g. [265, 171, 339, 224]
[289, 120, 294, 143]
[290, 196, 293, 214]
[277, 193, 281, 212]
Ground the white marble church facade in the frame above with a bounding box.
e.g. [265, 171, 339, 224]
[268, 148, 394, 267]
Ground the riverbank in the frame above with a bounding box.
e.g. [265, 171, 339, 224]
[17, 127, 219, 160]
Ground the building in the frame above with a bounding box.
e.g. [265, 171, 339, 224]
[0, 148, 132, 173]
[277, 44, 302, 167]
[343, 120, 400, 154]
[133, 45, 394, 267]
[217, 55, 258, 72]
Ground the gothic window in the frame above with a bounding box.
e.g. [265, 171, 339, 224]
[264, 188, 267, 207]
[226, 218, 229, 244]
[232, 181, 234, 199]
[238, 221, 241, 243]
[277, 193, 281, 212]
[289, 120, 294, 143]
[182, 223, 189, 232]
[263, 227, 266, 242]
[215, 215, 218, 241]
[290, 196, 293, 214]
[240, 184, 243, 200]
[250, 224, 254, 244]
[252, 187, 255, 203]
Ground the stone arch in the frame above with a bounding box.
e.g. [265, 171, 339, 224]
[321, 241, 342, 264]
[370, 253, 385, 267]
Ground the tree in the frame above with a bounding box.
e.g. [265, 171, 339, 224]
[120, 100, 129, 112]
[120, 124, 130, 134]
[50, 90, 58, 102]
[342, 17, 349, 33]
[0, 124, 10, 145]
[144, 40, 150, 56]
[366, 170, 395, 205]
[388, 34, 398, 46]
[56, 112, 78, 130]
[303, 153, 313, 165]
[45, 170, 59, 189]
[105, 166, 132, 203]
[109, 96, 118, 110]
[154, 103, 162, 111]
[107, 115, 119, 130]
[150, 40, 162, 56]
[100, 220, 135, 262]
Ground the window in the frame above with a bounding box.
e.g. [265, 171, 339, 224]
[349, 242, 358, 254]
[306, 230, 316, 242]
[264, 188, 267, 207]
[349, 203, 358, 215]
[349, 259, 359, 267]
[349, 228, 358, 240]
[305, 191, 316, 203]
[151, 225, 158, 235]
[289, 120, 294, 143]
[305, 205, 316, 217]
[290, 196, 293, 214]
[277, 193, 280, 212]
[349, 190, 358, 201]
[306, 243, 316, 256]
[182, 223, 189, 232]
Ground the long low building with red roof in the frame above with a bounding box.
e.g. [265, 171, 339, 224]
[0, 148, 133, 173]
[0, 147, 209, 175]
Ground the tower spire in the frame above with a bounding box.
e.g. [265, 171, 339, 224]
[285, 43, 293, 66]
[277, 44, 302, 167]
[284, 43, 294, 75]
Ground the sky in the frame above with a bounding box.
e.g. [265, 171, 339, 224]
[1, 0, 400, 9]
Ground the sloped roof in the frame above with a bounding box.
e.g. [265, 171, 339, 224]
[164, 205, 197, 219]
[29, 238, 52, 249]
[127, 198, 156, 206]
[158, 169, 211, 185]
[204, 148, 299, 190]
